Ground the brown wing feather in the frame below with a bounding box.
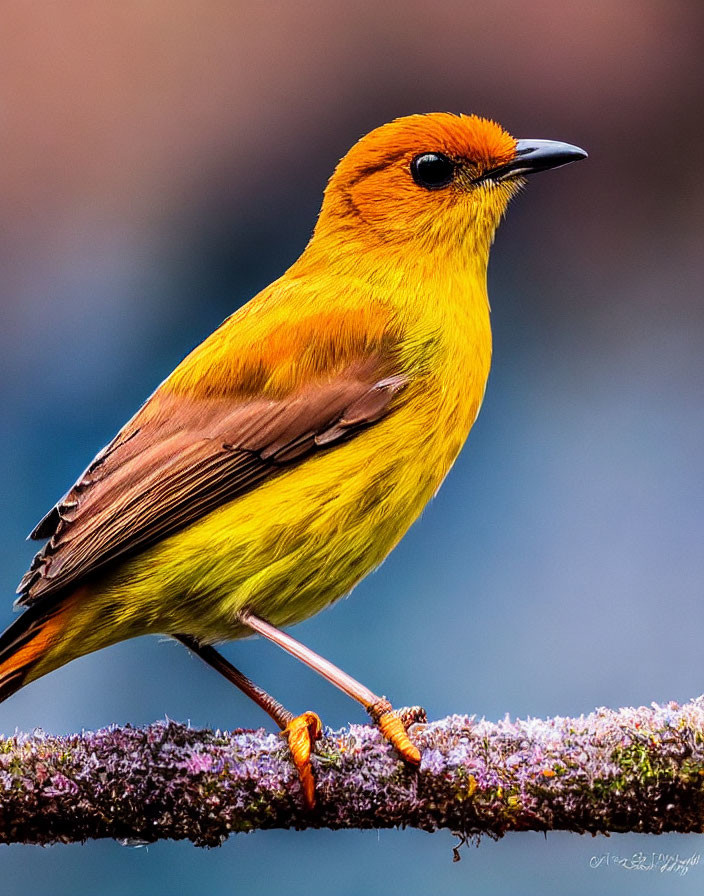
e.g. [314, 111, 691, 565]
[17, 361, 407, 607]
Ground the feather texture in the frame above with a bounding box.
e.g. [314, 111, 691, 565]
[19, 348, 407, 606]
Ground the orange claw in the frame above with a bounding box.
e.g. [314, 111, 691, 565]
[282, 711, 323, 809]
[377, 710, 421, 765]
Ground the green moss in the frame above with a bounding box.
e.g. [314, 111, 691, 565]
[674, 758, 704, 785]
[312, 743, 345, 769]
[452, 767, 478, 802]
[612, 742, 675, 786]
[7, 756, 25, 777]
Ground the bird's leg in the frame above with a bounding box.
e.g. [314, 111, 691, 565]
[175, 634, 295, 728]
[238, 612, 422, 766]
[174, 634, 321, 808]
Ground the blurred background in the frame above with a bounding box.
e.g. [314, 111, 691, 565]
[1, 1, 702, 893]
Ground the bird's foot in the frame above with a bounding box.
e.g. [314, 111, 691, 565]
[368, 698, 424, 765]
[282, 710, 323, 809]
[395, 704, 428, 729]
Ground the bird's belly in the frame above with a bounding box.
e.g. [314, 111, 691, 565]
[96, 386, 478, 643]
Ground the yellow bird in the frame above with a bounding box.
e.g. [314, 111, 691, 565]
[0, 113, 585, 806]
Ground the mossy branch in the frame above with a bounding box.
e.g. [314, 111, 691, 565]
[2, 697, 704, 846]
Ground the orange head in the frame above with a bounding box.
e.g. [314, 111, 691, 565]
[313, 113, 586, 259]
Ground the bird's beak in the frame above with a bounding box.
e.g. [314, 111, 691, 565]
[476, 139, 588, 183]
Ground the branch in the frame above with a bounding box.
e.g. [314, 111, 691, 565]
[2, 697, 704, 846]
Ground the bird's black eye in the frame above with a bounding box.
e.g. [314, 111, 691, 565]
[410, 152, 456, 190]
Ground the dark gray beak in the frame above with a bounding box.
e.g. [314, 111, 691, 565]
[477, 139, 588, 182]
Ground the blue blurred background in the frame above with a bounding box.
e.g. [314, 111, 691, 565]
[1, 2, 703, 893]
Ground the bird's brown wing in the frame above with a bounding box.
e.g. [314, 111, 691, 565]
[17, 357, 407, 607]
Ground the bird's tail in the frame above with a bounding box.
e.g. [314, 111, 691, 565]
[0, 598, 74, 703]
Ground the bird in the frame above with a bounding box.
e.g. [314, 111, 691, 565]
[0, 113, 586, 807]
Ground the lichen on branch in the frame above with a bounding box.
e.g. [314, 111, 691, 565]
[2, 697, 704, 847]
